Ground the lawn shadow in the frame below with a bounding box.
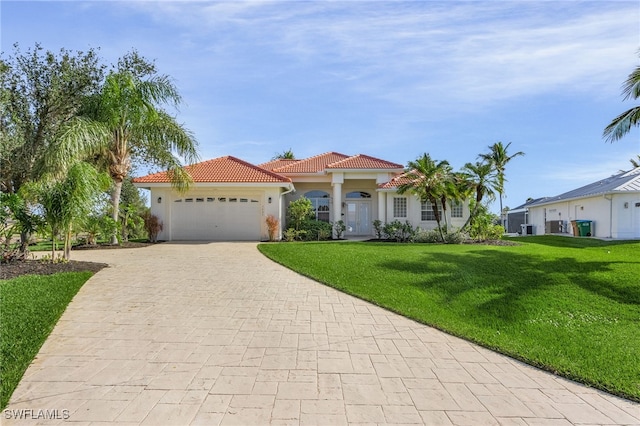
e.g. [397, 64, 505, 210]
[379, 249, 638, 323]
[504, 235, 639, 249]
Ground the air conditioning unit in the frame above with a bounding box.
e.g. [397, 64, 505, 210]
[521, 224, 534, 235]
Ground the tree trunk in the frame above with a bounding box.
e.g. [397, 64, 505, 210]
[19, 230, 30, 256]
[121, 209, 129, 242]
[51, 231, 56, 262]
[432, 198, 445, 242]
[499, 192, 504, 228]
[64, 225, 72, 260]
[110, 179, 123, 245]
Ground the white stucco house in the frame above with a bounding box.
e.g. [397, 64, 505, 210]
[525, 167, 640, 239]
[133, 152, 470, 241]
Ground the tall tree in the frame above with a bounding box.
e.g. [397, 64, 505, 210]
[460, 161, 500, 230]
[603, 60, 640, 143]
[629, 154, 640, 168]
[0, 43, 104, 194]
[397, 153, 452, 242]
[50, 55, 199, 244]
[479, 141, 524, 226]
[0, 44, 104, 253]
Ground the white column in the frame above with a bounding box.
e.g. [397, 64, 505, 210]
[331, 172, 344, 238]
[332, 182, 342, 224]
[377, 191, 386, 224]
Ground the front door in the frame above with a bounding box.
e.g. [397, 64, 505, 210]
[346, 201, 371, 236]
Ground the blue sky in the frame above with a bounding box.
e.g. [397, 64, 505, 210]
[2, 1, 639, 212]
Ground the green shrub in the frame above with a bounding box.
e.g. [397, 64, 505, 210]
[283, 228, 306, 242]
[299, 219, 332, 241]
[409, 226, 464, 244]
[444, 230, 465, 244]
[413, 229, 441, 243]
[372, 219, 383, 239]
[287, 197, 315, 230]
[333, 220, 346, 239]
[382, 220, 416, 243]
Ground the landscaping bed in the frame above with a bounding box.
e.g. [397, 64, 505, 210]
[0, 260, 107, 280]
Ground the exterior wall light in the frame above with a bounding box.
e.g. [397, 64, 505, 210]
[157, 197, 162, 204]
[268, 197, 272, 204]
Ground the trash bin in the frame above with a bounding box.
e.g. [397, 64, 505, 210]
[575, 220, 592, 237]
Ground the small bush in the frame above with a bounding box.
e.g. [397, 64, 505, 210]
[469, 221, 505, 241]
[283, 228, 306, 242]
[333, 220, 346, 239]
[444, 230, 465, 244]
[373, 219, 383, 239]
[299, 219, 332, 241]
[383, 220, 416, 243]
[142, 212, 163, 243]
[413, 229, 441, 243]
[266, 215, 279, 241]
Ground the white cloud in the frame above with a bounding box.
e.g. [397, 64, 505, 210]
[114, 1, 638, 114]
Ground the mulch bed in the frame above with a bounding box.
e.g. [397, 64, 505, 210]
[1, 260, 109, 280]
[1, 241, 155, 280]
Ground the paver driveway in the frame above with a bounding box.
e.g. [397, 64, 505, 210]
[5, 242, 639, 425]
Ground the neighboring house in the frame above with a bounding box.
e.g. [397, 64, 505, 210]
[133, 152, 471, 241]
[505, 197, 548, 234]
[525, 167, 640, 239]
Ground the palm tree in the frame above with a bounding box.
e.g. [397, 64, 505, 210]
[272, 148, 295, 160]
[50, 71, 199, 244]
[479, 141, 524, 226]
[397, 153, 452, 242]
[629, 154, 640, 168]
[24, 162, 109, 260]
[603, 61, 640, 143]
[460, 161, 500, 230]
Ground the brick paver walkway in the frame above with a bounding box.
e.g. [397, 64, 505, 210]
[5, 243, 639, 425]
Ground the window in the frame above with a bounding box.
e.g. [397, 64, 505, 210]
[393, 197, 407, 218]
[451, 201, 463, 218]
[196, 198, 204, 202]
[229, 198, 237, 202]
[305, 191, 330, 222]
[218, 197, 226, 202]
[207, 197, 215, 202]
[185, 198, 193, 203]
[346, 191, 371, 199]
[421, 200, 436, 221]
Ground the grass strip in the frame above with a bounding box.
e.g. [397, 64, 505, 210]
[258, 236, 640, 401]
[0, 272, 93, 409]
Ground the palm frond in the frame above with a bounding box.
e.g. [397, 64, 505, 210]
[603, 106, 640, 143]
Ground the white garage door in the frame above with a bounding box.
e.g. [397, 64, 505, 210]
[170, 195, 261, 240]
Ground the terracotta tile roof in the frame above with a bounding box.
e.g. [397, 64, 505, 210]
[377, 172, 415, 189]
[273, 152, 350, 173]
[326, 154, 403, 170]
[133, 156, 291, 184]
[258, 159, 299, 171]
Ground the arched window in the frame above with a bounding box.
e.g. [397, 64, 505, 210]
[304, 191, 330, 222]
[346, 191, 371, 199]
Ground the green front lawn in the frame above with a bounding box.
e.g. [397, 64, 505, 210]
[0, 272, 93, 409]
[258, 236, 640, 401]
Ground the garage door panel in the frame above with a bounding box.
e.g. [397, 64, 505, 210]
[170, 195, 261, 241]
